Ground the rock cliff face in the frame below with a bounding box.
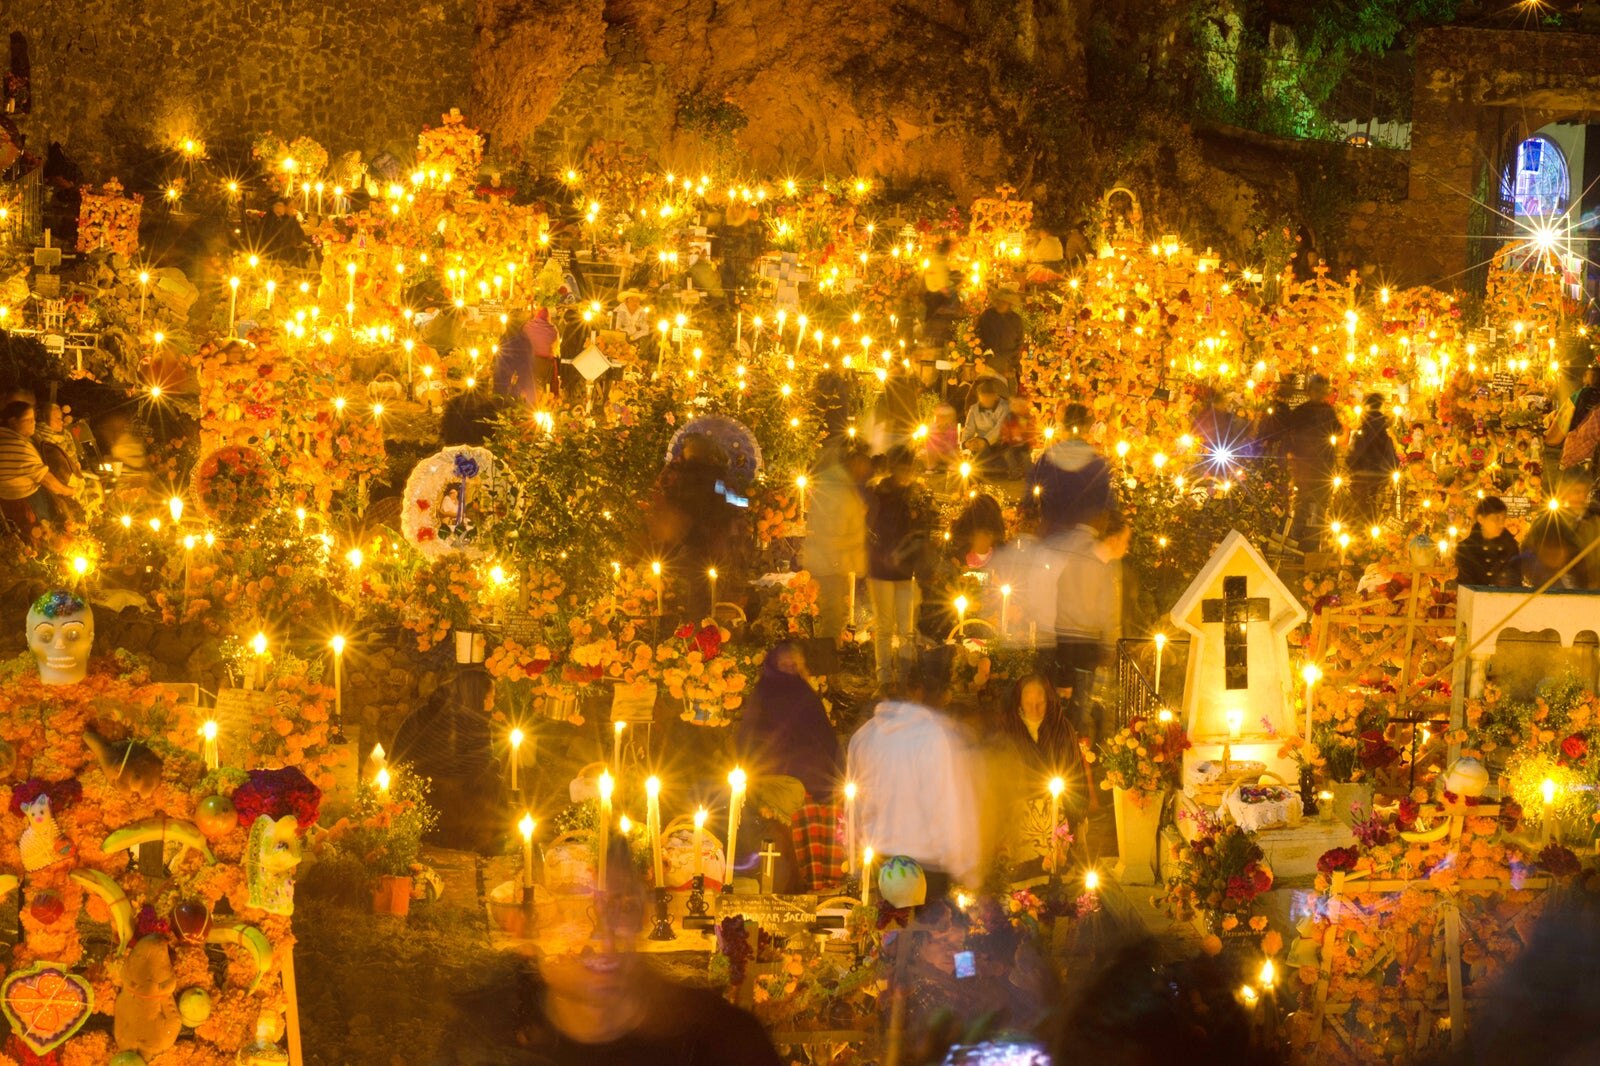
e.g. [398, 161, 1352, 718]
[471, 0, 609, 146]
[472, 0, 1088, 201]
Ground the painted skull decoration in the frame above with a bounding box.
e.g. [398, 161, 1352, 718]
[26, 591, 94, 686]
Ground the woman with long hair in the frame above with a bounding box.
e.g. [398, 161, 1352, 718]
[992, 674, 1090, 873]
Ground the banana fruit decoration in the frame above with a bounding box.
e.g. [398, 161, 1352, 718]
[207, 922, 275, 992]
[69, 868, 136, 949]
[101, 818, 216, 867]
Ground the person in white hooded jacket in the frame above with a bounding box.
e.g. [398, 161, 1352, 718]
[846, 651, 983, 892]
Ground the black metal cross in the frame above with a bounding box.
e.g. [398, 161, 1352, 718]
[1200, 575, 1270, 690]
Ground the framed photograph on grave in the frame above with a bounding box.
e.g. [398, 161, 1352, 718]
[611, 682, 658, 723]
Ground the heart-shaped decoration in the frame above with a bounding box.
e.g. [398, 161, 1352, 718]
[2, 962, 94, 1054]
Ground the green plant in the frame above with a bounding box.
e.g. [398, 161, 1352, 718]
[339, 773, 439, 877]
[1161, 813, 1272, 919]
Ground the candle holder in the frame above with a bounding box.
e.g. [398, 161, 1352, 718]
[648, 887, 677, 941]
[683, 874, 713, 929]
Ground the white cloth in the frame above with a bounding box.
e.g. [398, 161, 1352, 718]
[846, 700, 982, 883]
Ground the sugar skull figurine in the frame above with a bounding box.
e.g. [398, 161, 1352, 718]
[27, 590, 94, 686]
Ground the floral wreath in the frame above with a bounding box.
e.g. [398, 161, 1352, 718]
[400, 446, 502, 558]
[193, 445, 275, 526]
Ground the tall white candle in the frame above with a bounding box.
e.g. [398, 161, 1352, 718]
[1302, 664, 1321, 746]
[597, 771, 614, 893]
[1153, 632, 1166, 696]
[843, 782, 858, 875]
[509, 727, 524, 793]
[612, 721, 625, 772]
[201, 720, 219, 771]
[860, 846, 874, 905]
[330, 634, 345, 733]
[846, 572, 856, 629]
[646, 776, 664, 887]
[1048, 776, 1064, 872]
[692, 807, 707, 878]
[519, 812, 535, 893]
[726, 767, 746, 889]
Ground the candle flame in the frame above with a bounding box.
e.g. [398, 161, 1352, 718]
[519, 812, 535, 840]
[645, 775, 661, 798]
[729, 766, 747, 792]
[201, 720, 218, 741]
[693, 807, 707, 829]
[1085, 869, 1100, 892]
[509, 727, 524, 749]
[598, 771, 614, 801]
[1048, 776, 1065, 798]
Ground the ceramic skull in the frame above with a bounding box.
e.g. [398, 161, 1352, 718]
[26, 591, 94, 686]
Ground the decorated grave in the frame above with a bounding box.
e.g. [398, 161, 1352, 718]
[0, 591, 328, 1065]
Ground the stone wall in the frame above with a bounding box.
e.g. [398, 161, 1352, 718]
[8, 0, 475, 174]
[1373, 26, 1600, 286]
[519, 31, 676, 173]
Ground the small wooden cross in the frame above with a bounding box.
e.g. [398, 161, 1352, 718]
[1200, 574, 1270, 689]
[757, 840, 782, 894]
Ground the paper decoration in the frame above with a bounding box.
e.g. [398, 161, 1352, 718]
[2, 964, 93, 1055]
[76, 179, 143, 256]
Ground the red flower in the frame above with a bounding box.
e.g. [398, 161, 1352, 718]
[673, 623, 695, 640]
[416, 498, 430, 511]
[417, 527, 435, 542]
[1397, 797, 1420, 831]
[1499, 798, 1524, 831]
[1247, 861, 1272, 894]
[1317, 847, 1360, 875]
[1538, 843, 1582, 878]
[1560, 734, 1588, 762]
[693, 624, 722, 660]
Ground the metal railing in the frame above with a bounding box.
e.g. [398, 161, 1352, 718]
[1113, 636, 1189, 729]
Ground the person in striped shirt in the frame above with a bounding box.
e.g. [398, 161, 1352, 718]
[0, 400, 75, 539]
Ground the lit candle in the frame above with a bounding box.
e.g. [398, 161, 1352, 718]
[376, 766, 391, 797]
[1084, 869, 1100, 893]
[1319, 790, 1334, 824]
[597, 771, 614, 892]
[954, 595, 968, 633]
[509, 727, 524, 793]
[519, 812, 535, 894]
[795, 474, 808, 520]
[692, 807, 707, 878]
[646, 776, 664, 887]
[227, 276, 239, 336]
[200, 720, 218, 771]
[999, 584, 1011, 637]
[1302, 664, 1321, 746]
[1541, 778, 1556, 844]
[330, 634, 345, 731]
[1153, 632, 1166, 696]
[1226, 708, 1243, 740]
[138, 271, 150, 322]
[843, 782, 858, 874]
[726, 767, 746, 889]
[346, 261, 357, 309]
[707, 567, 718, 610]
[651, 560, 663, 616]
[860, 846, 874, 905]
[612, 721, 626, 772]
[1048, 776, 1065, 873]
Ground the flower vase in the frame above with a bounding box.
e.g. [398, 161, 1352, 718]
[1112, 787, 1164, 886]
[454, 630, 486, 664]
[1328, 781, 1373, 825]
[372, 874, 413, 917]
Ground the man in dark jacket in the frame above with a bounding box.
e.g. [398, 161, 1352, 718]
[1025, 403, 1111, 537]
[976, 287, 1024, 389]
[867, 445, 932, 688]
[1285, 374, 1342, 548]
[1348, 393, 1400, 521]
[1455, 496, 1522, 587]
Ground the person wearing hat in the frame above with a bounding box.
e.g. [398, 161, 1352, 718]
[976, 287, 1025, 391]
[1284, 374, 1342, 548]
[1347, 392, 1400, 521]
[611, 289, 651, 347]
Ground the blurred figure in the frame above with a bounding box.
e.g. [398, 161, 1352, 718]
[1455, 496, 1522, 588]
[996, 393, 1039, 479]
[847, 649, 982, 893]
[976, 287, 1024, 389]
[962, 376, 1008, 475]
[1284, 374, 1341, 548]
[992, 675, 1088, 871]
[1347, 393, 1400, 521]
[0, 400, 75, 539]
[653, 434, 739, 619]
[736, 642, 842, 802]
[495, 309, 560, 407]
[1054, 938, 1274, 1066]
[923, 402, 960, 473]
[1521, 509, 1579, 590]
[867, 446, 934, 688]
[1025, 403, 1110, 537]
[1437, 895, 1600, 1066]
[802, 439, 871, 644]
[439, 839, 781, 1065]
[1055, 509, 1113, 739]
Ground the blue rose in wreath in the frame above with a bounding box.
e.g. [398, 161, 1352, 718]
[453, 452, 481, 479]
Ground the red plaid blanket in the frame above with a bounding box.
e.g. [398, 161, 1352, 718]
[791, 802, 846, 892]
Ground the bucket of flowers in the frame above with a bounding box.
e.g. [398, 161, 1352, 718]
[1161, 809, 1273, 944]
[658, 620, 748, 726]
